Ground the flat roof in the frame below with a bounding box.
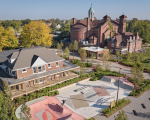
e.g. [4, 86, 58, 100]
[83, 47, 107, 52]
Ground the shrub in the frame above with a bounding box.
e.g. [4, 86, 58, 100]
[25, 96, 29, 101]
[54, 90, 59, 95]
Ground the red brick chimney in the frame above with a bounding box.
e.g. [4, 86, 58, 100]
[73, 18, 76, 25]
[87, 18, 90, 28]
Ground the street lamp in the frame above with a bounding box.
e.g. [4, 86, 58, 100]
[116, 67, 122, 104]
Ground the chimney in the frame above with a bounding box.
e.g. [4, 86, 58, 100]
[136, 32, 139, 39]
[73, 18, 76, 25]
[87, 18, 90, 28]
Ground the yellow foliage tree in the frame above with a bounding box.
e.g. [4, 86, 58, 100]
[20, 21, 53, 47]
[0, 26, 18, 51]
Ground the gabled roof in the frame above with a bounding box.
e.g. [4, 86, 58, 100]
[1, 47, 64, 70]
[119, 15, 127, 18]
[103, 15, 110, 19]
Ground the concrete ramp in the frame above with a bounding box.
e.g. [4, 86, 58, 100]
[100, 76, 134, 91]
[100, 76, 112, 83]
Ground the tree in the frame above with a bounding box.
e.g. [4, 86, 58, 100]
[60, 41, 64, 55]
[20, 21, 53, 47]
[3, 81, 12, 98]
[130, 61, 144, 91]
[11, 19, 21, 33]
[91, 53, 95, 62]
[126, 53, 131, 67]
[116, 50, 120, 62]
[57, 43, 61, 54]
[50, 23, 56, 32]
[64, 47, 70, 57]
[95, 63, 102, 72]
[19, 103, 32, 120]
[0, 26, 18, 51]
[0, 91, 13, 120]
[81, 49, 86, 62]
[69, 40, 79, 59]
[114, 109, 128, 120]
[101, 51, 111, 70]
[1, 20, 12, 29]
[21, 19, 31, 26]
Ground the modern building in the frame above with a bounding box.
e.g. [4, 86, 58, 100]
[107, 32, 143, 54]
[0, 46, 79, 99]
[62, 5, 143, 54]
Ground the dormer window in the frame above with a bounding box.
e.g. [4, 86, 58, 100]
[12, 71, 16, 76]
[48, 63, 51, 68]
[22, 69, 27, 73]
[38, 66, 42, 73]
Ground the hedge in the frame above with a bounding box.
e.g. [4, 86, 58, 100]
[102, 98, 130, 117]
[90, 69, 124, 81]
[128, 77, 150, 96]
[71, 59, 93, 67]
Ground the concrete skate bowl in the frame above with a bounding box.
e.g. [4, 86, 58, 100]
[100, 76, 134, 90]
[28, 96, 85, 120]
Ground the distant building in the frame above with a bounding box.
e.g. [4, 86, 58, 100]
[62, 4, 143, 54]
[56, 24, 61, 29]
[46, 23, 51, 26]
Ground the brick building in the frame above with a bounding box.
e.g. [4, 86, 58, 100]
[107, 32, 143, 54]
[0, 47, 79, 99]
[62, 5, 143, 54]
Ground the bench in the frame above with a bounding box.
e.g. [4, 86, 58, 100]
[141, 103, 146, 109]
[133, 110, 138, 115]
[75, 86, 88, 92]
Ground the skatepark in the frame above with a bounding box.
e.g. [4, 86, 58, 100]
[16, 76, 134, 120]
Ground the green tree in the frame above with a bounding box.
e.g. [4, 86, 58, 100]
[11, 19, 21, 33]
[3, 81, 12, 98]
[1, 20, 12, 29]
[60, 41, 64, 55]
[114, 110, 128, 120]
[21, 19, 31, 26]
[69, 40, 79, 60]
[64, 47, 70, 57]
[57, 43, 61, 54]
[95, 63, 102, 72]
[50, 23, 56, 32]
[102, 51, 111, 70]
[19, 103, 32, 120]
[91, 53, 95, 62]
[20, 21, 53, 47]
[81, 49, 86, 62]
[116, 50, 120, 62]
[0, 91, 13, 120]
[130, 61, 144, 91]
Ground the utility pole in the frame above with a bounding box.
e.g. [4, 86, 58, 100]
[116, 68, 122, 104]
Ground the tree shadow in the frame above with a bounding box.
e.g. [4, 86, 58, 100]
[47, 103, 63, 113]
[126, 111, 150, 119]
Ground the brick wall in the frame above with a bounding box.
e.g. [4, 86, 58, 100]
[17, 68, 33, 78]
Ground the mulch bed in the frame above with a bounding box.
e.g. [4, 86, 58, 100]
[104, 101, 131, 118]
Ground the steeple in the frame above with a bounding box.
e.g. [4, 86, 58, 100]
[88, 4, 94, 20]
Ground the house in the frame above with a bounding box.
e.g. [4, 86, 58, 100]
[0, 46, 79, 99]
[107, 32, 143, 54]
[56, 24, 61, 29]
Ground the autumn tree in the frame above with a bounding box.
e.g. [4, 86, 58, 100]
[130, 61, 144, 91]
[19, 103, 32, 120]
[0, 26, 18, 51]
[114, 110, 128, 120]
[20, 21, 52, 47]
[3, 81, 12, 98]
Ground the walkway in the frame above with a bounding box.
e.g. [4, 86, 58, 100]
[93, 90, 150, 120]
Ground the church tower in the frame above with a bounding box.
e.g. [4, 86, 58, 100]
[88, 4, 94, 20]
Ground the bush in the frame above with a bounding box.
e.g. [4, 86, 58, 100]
[54, 90, 59, 95]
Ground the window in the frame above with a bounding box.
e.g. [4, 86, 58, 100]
[48, 63, 51, 68]
[137, 41, 138, 45]
[43, 65, 45, 71]
[111, 49, 114, 53]
[56, 62, 59, 67]
[57, 73, 59, 77]
[130, 43, 132, 46]
[38, 66, 42, 72]
[39, 78, 43, 83]
[111, 43, 114, 47]
[33, 67, 37, 73]
[12, 71, 16, 76]
[130, 48, 132, 53]
[22, 69, 27, 73]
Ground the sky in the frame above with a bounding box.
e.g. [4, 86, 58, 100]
[0, 0, 150, 20]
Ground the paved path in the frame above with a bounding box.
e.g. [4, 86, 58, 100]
[68, 52, 150, 80]
[93, 90, 150, 120]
